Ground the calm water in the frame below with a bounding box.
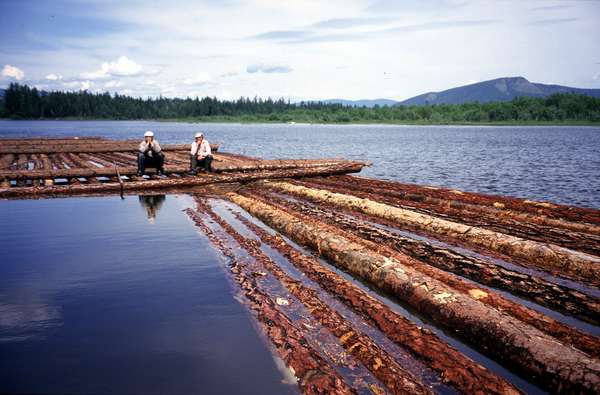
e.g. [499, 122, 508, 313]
[0, 196, 295, 394]
[1, 120, 598, 208]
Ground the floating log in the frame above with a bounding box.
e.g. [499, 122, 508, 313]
[226, 204, 522, 395]
[348, 176, 600, 227]
[0, 163, 366, 198]
[0, 159, 364, 180]
[266, 181, 600, 285]
[196, 199, 433, 395]
[246, 187, 600, 326]
[331, 176, 600, 237]
[185, 209, 357, 395]
[226, 192, 600, 394]
[298, 177, 600, 255]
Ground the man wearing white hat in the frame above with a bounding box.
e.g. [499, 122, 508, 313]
[189, 132, 213, 175]
[137, 131, 165, 176]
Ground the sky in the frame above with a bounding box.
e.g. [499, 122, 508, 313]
[0, 0, 599, 101]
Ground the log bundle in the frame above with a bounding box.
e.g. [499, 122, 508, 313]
[0, 137, 367, 197]
[182, 175, 599, 394]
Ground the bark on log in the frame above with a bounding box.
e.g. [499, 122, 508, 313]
[246, 187, 600, 326]
[347, 175, 600, 227]
[196, 200, 433, 395]
[301, 176, 600, 257]
[325, 176, 600, 237]
[228, 205, 522, 395]
[246, 188, 600, 359]
[267, 181, 600, 284]
[185, 209, 357, 395]
[0, 159, 364, 180]
[0, 163, 365, 198]
[226, 192, 600, 394]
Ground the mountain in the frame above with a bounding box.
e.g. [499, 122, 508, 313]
[400, 77, 600, 105]
[318, 98, 398, 107]
[0, 88, 5, 99]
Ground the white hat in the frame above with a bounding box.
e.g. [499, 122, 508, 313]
[194, 132, 204, 138]
[144, 131, 154, 137]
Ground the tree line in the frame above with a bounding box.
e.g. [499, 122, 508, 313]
[1, 82, 600, 123]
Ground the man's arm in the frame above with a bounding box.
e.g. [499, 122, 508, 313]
[153, 141, 162, 153]
[201, 140, 211, 157]
[139, 141, 147, 153]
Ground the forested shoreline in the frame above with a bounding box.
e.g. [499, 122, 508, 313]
[2, 83, 600, 124]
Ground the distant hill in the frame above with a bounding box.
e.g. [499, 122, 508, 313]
[400, 77, 600, 105]
[317, 98, 398, 107]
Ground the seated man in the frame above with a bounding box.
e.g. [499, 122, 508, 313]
[137, 131, 165, 176]
[190, 132, 213, 174]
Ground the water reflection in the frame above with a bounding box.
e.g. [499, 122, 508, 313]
[0, 297, 62, 343]
[138, 195, 166, 224]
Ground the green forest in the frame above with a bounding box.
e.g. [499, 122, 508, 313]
[2, 83, 600, 124]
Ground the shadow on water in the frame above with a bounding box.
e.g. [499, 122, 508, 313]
[0, 194, 295, 395]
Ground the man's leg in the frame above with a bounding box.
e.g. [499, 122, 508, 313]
[156, 153, 165, 175]
[190, 154, 198, 174]
[204, 155, 213, 173]
[137, 152, 146, 175]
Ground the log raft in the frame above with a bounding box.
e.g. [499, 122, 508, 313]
[0, 137, 367, 197]
[3, 137, 600, 394]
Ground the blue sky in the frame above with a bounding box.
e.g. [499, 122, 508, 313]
[1, 0, 599, 100]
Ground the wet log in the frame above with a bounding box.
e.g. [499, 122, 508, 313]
[299, 177, 600, 256]
[226, 192, 600, 394]
[347, 176, 600, 226]
[267, 181, 600, 285]
[327, 176, 600, 237]
[227, 205, 522, 395]
[0, 163, 365, 198]
[0, 159, 364, 180]
[0, 142, 219, 154]
[246, 188, 600, 359]
[185, 209, 357, 395]
[247, 187, 600, 326]
[196, 200, 433, 395]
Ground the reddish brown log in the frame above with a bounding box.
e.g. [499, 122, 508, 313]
[345, 175, 600, 226]
[267, 181, 600, 284]
[246, 187, 600, 326]
[185, 209, 357, 395]
[196, 199, 433, 395]
[227, 192, 600, 394]
[298, 177, 600, 255]
[0, 163, 365, 198]
[226, 203, 522, 395]
[0, 159, 364, 180]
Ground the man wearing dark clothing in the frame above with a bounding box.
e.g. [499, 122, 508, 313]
[137, 130, 165, 176]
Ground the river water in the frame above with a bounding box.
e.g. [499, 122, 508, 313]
[0, 121, 598, 393]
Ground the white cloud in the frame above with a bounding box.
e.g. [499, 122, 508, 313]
[183, 72, 211, 85]
[246, 63, 293, 74]
[80, 56, 143, 80]
[64, 80, 94, 91]
[45, 73, 63, 81]
[1, 64, 25, 80]
[104, 80, 123, 88]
